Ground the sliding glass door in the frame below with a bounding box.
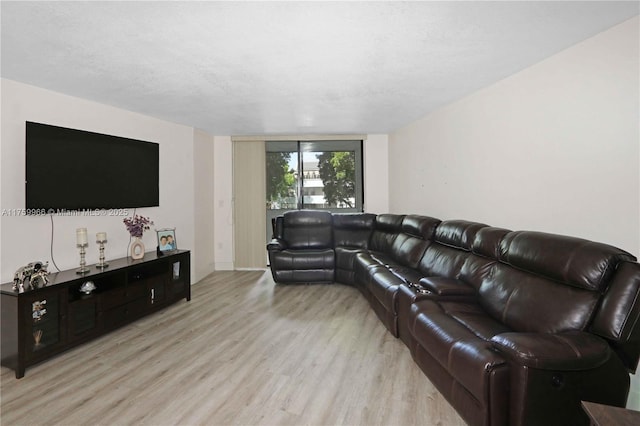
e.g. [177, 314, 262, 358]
[266, 140, 363, 242]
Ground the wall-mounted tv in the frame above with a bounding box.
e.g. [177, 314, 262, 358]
[26, 121, 159, 211]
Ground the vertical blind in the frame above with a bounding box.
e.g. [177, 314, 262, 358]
[233, 140, 267, 268]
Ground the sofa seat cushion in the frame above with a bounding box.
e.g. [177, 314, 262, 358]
[368, 251, 397, 268]
[335, 247, 367, 285]
[335, 247, 366, 270]
[270, 249, 335, 271]
[410, 300, 509, 400]
[270, 248, 335, 283]
[386, 266, 424, 285]
[354, 251, 401, 284]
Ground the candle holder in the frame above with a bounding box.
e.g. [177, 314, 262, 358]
[76, 243, 90, 274]
[96, 237, 109, 269]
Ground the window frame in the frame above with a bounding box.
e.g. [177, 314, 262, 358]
[265, 140, 364, 243]
[266, 140, 364, 212]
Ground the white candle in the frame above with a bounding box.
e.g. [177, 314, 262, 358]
[96, 232, 107, 242]
[76, 228, 88, 245]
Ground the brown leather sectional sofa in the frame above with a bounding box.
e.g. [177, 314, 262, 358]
[267, 210, 640, 426]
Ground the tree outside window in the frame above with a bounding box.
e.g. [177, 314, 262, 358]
[266, 152, 297, 209]
[316, 151, 356, 208]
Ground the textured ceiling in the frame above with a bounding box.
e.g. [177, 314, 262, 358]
[2, 1, 638, 136]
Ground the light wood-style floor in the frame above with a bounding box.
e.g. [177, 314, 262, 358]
[1, 271, 465, 426]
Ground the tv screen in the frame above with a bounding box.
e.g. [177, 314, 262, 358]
[26, 121, 159, 211]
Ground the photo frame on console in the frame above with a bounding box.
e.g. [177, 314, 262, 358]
[156, 228, 177, 253]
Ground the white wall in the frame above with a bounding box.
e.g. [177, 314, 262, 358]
[193, 129, 216, 281]
[213, 135, 234, 270]
[211, 133, 390, 270]
[390, 17, 639, 256]
[389, 17, 640, 409]
[1, 79, 196, 283]
[364, 134, 390, 214]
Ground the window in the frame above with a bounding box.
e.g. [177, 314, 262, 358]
[266, 140, 363, 240]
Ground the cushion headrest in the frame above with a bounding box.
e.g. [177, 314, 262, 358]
[499, 231, 636, 291]
[472, 227, 512, 259]
[333, 213, 376, 229]
[401, 215, 441, 240]
[435, 220, 489, 250]
[375, 214, 405, 232]
[283, 210, 332, 227]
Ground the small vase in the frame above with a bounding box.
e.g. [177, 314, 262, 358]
[130, 237, 145, 260]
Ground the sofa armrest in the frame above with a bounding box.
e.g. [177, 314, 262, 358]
[418, 277, 476, 297]
[491, 331, 611, 371]
[267, 238, 287, 252]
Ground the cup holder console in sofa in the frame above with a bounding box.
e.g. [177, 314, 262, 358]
[267, 210, 640, 426]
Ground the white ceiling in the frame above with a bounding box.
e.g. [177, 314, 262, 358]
[1, 1, 638, 136]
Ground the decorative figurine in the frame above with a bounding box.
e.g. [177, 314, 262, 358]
[33, 329, 43, 347]
[13, 261, 50, 292]
[80, 281, 96, 294]
[32, 300, 47, 322]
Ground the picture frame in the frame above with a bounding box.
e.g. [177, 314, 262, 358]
[156, 228, 177, 253]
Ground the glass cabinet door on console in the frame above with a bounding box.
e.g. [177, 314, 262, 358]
[169, 257, 190, 301]
[24, 288, 65, 361]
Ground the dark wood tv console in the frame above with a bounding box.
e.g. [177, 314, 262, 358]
[1, 250, 190, 378]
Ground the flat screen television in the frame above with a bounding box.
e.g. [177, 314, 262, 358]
[26, 121, 159, 211]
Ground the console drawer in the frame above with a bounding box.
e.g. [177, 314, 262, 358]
[101, 282, 147, 310]
[103, 301, 146, 329]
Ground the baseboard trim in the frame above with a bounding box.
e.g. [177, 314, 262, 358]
[214, 262, 234, 271]
[627, 389, 640, 410]
[235, 267, 268, 271]
[194, 265, 216, 283]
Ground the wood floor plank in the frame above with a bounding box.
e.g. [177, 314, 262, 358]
[1, 270, 465, 426]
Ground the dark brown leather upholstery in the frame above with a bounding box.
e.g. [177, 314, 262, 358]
[333, 213, 376, 284]
[356, 215, 441, 334]
[266, 211, 640, 425]
[593, 261, 640, 339]
[267, 210, 335, 283]
[352, 214, 405, 299]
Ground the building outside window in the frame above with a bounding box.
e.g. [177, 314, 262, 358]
[265, 140, 363, 241]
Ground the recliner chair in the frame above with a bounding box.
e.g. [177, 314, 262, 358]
[267, 210, 335, 283]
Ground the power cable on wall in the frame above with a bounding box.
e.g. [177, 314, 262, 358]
[49, 214, 62, 272]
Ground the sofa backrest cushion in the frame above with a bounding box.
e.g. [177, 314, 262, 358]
[457, 227, 512, 291]
[478, 231, 636, 334]
[389, 215, 441, 268]
[499, 231, 635, 292]
[333, 213, 376, 249]
[283, 210, 333, 249]
[369, 214, 404, 253]
[418, 220, 488, 278]
[479, 264, 600, 333]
